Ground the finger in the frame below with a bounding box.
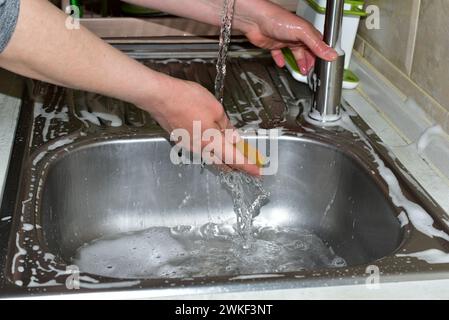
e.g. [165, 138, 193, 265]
[216, 109, 230, 130]
[304, 49, 316, 74]
[211, 134, 261, 177]
[271, 49, 285, 68]
[291, 46, 308, 75]
[210, 154, 234, 174]
[202, 141, 245, 173]
[216, 113, 241, 145]
[294, 21, 337, 61]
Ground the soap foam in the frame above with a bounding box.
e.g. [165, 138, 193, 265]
[415, 125, 446, 155]
[397, 249, 449, 264]
[33, 103, 69, 142]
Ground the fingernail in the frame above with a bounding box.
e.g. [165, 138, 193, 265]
[325, 47, 338, 60]
[299, 59, 307, 75]
[306, 65, 313, 74]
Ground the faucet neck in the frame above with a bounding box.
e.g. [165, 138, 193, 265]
[323, 0, 345, 48]
[309, 0, 345, 123]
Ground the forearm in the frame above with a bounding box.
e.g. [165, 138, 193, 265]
[0, 0, 172, 110]
[123, 0, 281, 33]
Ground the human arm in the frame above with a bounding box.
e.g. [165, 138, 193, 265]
[124, 0, 338, 74]
[0, 0, 259, 175]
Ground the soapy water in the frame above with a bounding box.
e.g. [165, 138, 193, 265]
[73, 224, 346, 280]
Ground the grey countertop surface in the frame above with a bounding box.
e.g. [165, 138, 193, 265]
[0, 69, 21, 203]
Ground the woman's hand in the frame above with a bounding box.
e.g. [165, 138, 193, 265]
[126, 0, 338, 74]
[141, 76, 261, 176]
[236, 0, 338, 75]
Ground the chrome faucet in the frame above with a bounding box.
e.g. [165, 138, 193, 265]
[309, 0, 345, 122]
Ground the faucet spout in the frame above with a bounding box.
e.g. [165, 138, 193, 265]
[309, 0, 345, 123]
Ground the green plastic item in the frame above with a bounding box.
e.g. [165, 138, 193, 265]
[69, 0, 83, 18]
[281, 48, 359, 83]
[343, 69, 359, 83]
[281, 48, 300, 73]
[305, 0, 368, 17]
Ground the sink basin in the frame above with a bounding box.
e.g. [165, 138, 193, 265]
[40, 135, 403, 279]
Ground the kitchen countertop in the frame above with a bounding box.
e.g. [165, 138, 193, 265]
[1, 53, 449, 299]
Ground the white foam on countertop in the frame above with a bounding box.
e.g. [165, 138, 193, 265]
[397, 211, 409, 228]
[22, 223, 34, 231]
[156, 58, 185, 65]
[47, 137, 75, 151]
[32, 137, 75, 166]
[92, 112, 123, 127]
[27, 278, 61, 288]
[12, 232, 27, 274]
[27, 268, 140, 289]
[33, 103, 69, 142]
[334, 112, 449, 242]
[32, 152, 47, 166]
[397, 249, 449, 264]
[79, 110, 101, 126]
[410, 125, 446, 155]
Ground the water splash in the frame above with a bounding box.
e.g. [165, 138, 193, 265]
[219, 171, 270, 247]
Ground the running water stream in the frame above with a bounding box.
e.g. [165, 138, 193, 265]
[213, 0, 270, 248]
[214, 0, 236, 104]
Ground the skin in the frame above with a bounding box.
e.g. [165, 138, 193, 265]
[0, 0, 336, 176]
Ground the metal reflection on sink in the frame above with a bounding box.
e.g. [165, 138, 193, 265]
[40, 136, 402, 280]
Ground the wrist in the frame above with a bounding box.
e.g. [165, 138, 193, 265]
[133, 70, 177, 116]
[233, 0, 273, 34]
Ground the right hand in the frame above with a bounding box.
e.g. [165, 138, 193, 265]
[142, 76, 261, 176]
[235, 0, 338, 75]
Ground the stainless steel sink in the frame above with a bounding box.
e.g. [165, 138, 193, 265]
[1, 44, 449, 298]
[41, 135, 403, 274]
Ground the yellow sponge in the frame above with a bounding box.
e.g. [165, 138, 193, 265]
[236, 140, 267, 168]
